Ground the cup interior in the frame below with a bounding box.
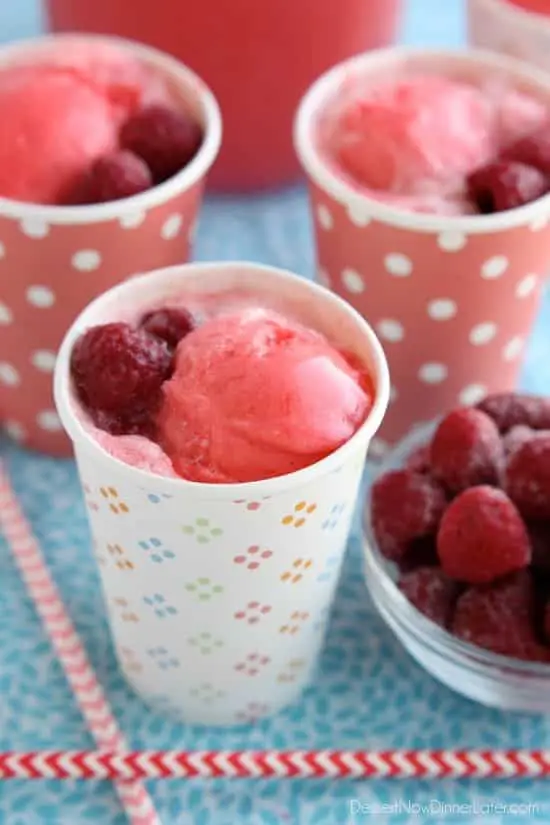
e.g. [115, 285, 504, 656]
[0, 33, 222, 223]
[294, 45, 550, 231]
[54, 262, 391, 494]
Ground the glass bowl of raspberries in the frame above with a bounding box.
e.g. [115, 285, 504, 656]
[362, 392, 550, 713]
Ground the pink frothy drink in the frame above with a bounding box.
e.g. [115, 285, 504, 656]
[45, 0, 401, 191]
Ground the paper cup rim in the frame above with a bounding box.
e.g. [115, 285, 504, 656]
[294, 45, 550, 234]
[54, 261, 391, 498]
[0, 33, 222, 224]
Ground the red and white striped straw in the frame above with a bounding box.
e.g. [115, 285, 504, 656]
[1, 749, 550, 780]
[0, 463, 162, 825]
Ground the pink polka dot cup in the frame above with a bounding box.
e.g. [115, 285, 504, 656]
[295, 47, 550, 459]
[0, 34, 221, 456]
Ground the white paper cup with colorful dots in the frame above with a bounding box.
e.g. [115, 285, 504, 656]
[54, 262, 389, 726]
[295, 47, 550, 458]
[0, 33, 221, 456]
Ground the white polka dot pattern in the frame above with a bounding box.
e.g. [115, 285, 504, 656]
[347, 203, 371, 227]
[31, 350, 57, 373]
[427, 299, 457, 321]
[36, 410, 62, 432]
[0, 363, 19, 386]
[19, 217, 50, 239]
[530, 215, 549, 232]
[4, 420, 25, 442]
[390, 386, 399, 403]
[72, 250, 102, 272]
[503, 337, 524, 362]
[317, 268, 330, 287]
[459, 384, 488, 406]
[161, 214, 183, 240]
[384, 253, 413, 277]
[437, 231, 467, 252]
[418, 363, 448, 384]
[0, 301, 12, 324]
[0, 241, 5, 258]
[341, 268, 364, 294]
[26, 286, 55, 308]
[313, 188, 550, 449]
[120, 211, 146, 229]
[369, 438, 390, 459]
[316, 205, 333, 230]
[469, 322, 497, 346]
[481, 256, 508, 279]
[516, 274, 538, 298]
[376, 319, 404, 343]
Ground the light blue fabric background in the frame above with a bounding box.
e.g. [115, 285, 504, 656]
[1, 1, 550, 823]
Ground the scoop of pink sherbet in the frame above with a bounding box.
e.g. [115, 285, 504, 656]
[158, 308, 372, 483]
[322, 74, 548, 210]
[327, 76, 494, 195]
[0, 42, 172, 204]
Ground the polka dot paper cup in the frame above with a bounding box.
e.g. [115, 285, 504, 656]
[54, 262, 389, 725]
[0, 34, 221, 456]
[295, 46, 550, 458]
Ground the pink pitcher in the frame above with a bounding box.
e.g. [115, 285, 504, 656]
[45, 0, 401, 191]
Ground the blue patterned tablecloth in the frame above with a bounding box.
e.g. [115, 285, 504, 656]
[2, 1, 550, 823]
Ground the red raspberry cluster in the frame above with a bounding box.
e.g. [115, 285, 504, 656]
[467, 130, 550, 213]
[370, 393, 550, 662]
[66, 104, 203, 205]
[70, 307, 195, 436]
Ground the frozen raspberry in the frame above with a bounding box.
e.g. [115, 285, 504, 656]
[370, 469, 447, 561]
[528, 521, 550, 573]
[437, 486, 531, 584]
[71, 150, 153, 204]
[544, 602, 550, 644]
[92, 407, 157, 439]
[452, 572, 550, 661]
[503, 425, 535, 457]
[477, 392, 550, 432]
[506, 434, 550, 519]
[405, 444, 431, 474]
[430, 408, 504, 494]
[502, 129, 550, 176]
[70, 323, 172, 434]
[398, 566, 459, 626]
[467, 160, 548, 213]
[140, 307, 195, 349]
[398, 535, 439, 573]
[120, 104, 203, 182]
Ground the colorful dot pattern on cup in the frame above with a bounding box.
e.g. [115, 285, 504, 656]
[76, 443, 366, 724]
[0, 182, 203, 455]
[310, 184, 550, 446]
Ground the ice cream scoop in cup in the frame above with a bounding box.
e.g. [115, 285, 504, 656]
[54, 261, 389, 725]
